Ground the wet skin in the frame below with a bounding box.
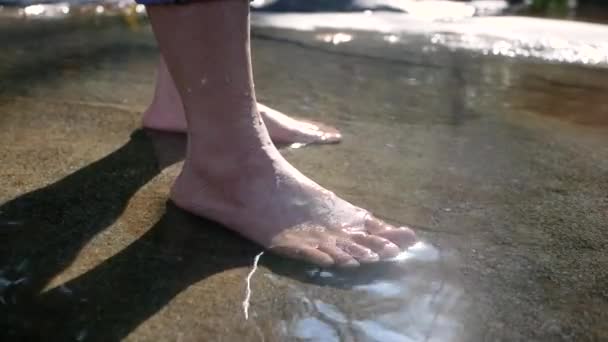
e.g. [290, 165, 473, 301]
[143, 58, 342, 145]
[147, 0, 417, 267]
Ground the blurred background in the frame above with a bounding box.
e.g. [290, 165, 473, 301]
[2, 0, 608, 67]
[1, 0, 607, 21]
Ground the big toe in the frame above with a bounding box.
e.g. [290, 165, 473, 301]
[351, 233, 401, 259]
[299, 120, 342, 144]
[365, 216, 417, 248]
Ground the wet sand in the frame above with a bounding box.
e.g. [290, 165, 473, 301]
[1, 14, 607, 341]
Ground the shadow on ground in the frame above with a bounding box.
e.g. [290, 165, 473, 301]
[0, 130, 264, 340]
[0, 129, 389, 341]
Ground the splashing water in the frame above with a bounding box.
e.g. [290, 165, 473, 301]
[388, 241, 439, 262]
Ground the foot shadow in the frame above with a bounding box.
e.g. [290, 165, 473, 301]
[14, 203, 259, 341]
[1, 130, 257, 340]
[1, 130, 166, 303]
[1, 128, 399, 341]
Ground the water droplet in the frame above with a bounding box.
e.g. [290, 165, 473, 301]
[76, 329, 88, 341]
[289, 143, 306, 149]
[59, 284, 73, 295]
[319, 271, 333, 278]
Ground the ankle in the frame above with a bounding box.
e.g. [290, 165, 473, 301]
[184, 107, 276, 172]
[170, 149, 278, 218]
[182, 135, 279, 185]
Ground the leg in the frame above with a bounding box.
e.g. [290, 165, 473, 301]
[143, 57, 342, 145]
[147, 0, 416, 267]
[142, 57, 187, 132]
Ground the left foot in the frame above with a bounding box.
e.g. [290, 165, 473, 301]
[142, 60, 341, 145]
[143, 101, 341, 145]
[256, 103, 341, 145]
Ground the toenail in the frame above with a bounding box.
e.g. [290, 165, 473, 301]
[366, 252, 380, 262]
[342, 259, 360, 267]
[386, 242, 399, 249]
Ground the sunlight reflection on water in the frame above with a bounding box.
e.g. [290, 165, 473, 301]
[389, 241, 439, 262]
[265, 240, 468, 341]
[4, 0, 607, 67]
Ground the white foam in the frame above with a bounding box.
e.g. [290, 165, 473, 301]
[389, 241, 439, 262]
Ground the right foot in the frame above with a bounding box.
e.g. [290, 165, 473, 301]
[170, 136, 416, 268]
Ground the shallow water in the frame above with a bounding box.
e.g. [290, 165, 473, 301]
[1, 8, 607, 342]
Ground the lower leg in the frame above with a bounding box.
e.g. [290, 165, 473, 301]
[147, 0, 415, 267]
[142, 57, 186, 132]
[143, 57, 341, 145]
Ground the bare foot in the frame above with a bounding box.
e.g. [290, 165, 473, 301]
[256, 104, 341, 145]
[146, 3, 412, 267]
[143, 102, 341, 145]
[170, 130, 416, 268]
[142, 59, 340, 145]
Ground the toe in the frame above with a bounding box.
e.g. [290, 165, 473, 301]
[269, 244, 334, 267]
[365, 216, 417, 248]
[299, 119, 342, 144]
[336, 239, 379, 264]
[351, 234, 400, 259]
[318, 244, 360, 268]
[376, 227, 417, 248]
